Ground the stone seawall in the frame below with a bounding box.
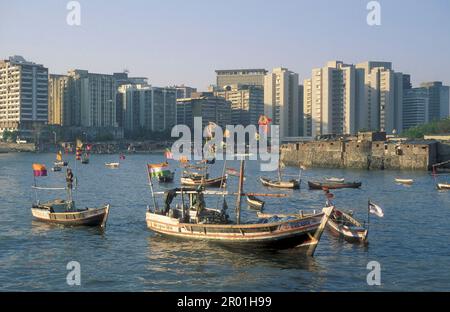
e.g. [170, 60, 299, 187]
[0, 143, 36, 153]
[281, 140, 446, 171]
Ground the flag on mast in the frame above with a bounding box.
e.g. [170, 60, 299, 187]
[32, 164, 48, 177]
[164, 148, 174, 159]
[369, 201, 384, 218]
[147, 162, 171, 178]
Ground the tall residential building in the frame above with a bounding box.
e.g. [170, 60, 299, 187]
[303, 61, 356, 137]
[216, 69, 267, 88]
[264, 67, 301, 139]
[66, 70, 117, 128]
[0, 56, 48, 137]
[48, 74, 69, 126]
[177, 93, 231, 130]
[419, 82, 450, 121]
[355, 61, 403, 134]
[174, 85, 197, 99]
[403, 88, 429, 130]
[117, 84, 177, 133]
[214, 84, 264, 126]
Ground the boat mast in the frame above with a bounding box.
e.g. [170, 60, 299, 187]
[146, 166, 158, 212]
[235, 159, 245, 225]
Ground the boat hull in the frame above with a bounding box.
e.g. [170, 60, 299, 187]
[31, 205, 110, 227]
[308, 181, 361, 190]
[260, 177, 300, 189]
[181, 176, 226, 188]
[246, 196, 264, 210]
[146, 212, 323, 250]
[437, 183, 450, 190]
[326, 218, 368, 243]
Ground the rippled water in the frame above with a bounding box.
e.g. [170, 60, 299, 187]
[0, 152, 449, 291]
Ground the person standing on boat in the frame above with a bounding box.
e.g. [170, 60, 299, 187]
[66, 168, 74, 208]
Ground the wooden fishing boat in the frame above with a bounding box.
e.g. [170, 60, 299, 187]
[31, 200, 110, 228]
[437, 183, 450, 190]
[181, 176, 227, 188]
[308, 180, 362, 190]
[158, 171, 175, 183]
[246, 195, 265, 210]
[325, 208, 368, 243]
[395, 178, 414, 185]
[54, 150, 68, 167]
[260, 177, 300, 189]
[105, 162, 120, 168]
[145, 160, 333, 255]
[326, 177, 345, 183]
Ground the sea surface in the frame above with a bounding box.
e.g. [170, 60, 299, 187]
[0, 152, 449, 291]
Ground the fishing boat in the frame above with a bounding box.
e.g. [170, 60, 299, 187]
[437, 183, 450, 190]
[31, 164, 110, 228]
[260, 177, 300, 189]
[325, 208, 368, 243]
[395, 178, 414, 185]
[260, 160, 301, 190]
[54, 150, 68, 167]
[308, 180, 362, 190]
[246, 195, 265, 210]
[326, 177, 345, 183]
[105, 162, 120, 168]
[145, 160, 333, 255]
[181, 175, 227, 188]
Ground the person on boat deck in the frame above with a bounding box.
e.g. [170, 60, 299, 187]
[66, 168, 74, 190]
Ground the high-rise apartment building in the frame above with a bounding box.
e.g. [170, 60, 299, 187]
[419, 82, 450, 121]
[403, 88, 429, 130]
[264, 67, 301, 139]
[174, 85, 197, 99]
[117, 84, 177, 133]
[48, 74, 69, 126]
[0, 56, 48, 137]
[216, 69, 267, 88]
[355, 61, 403, 134]
[214, 84, 264, 126]
[66, 70, 117, 128]
[303, 61, 356, 137]
[177, 93, 231, 130]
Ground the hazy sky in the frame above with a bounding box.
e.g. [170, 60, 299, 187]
[1, 0, 449, 89]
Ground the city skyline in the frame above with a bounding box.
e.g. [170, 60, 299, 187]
[1, 0, 450, 89]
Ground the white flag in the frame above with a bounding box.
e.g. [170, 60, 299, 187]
[369, 201, 384, 218]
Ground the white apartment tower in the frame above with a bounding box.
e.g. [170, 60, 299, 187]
[0, 56, 48, 137]
[303, 61, 356, 137]
[264, 67, 301, 139]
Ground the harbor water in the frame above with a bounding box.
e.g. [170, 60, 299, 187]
[0, 153, 449, 291]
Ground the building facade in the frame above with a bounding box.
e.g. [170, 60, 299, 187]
[419, 81, 450, 121]
[403, 88, 429, 130]
[264, 67, 302, 139]
[214, 84, 264, 126]
[117, 84, 177, 133]
[177, 93, 231, 130]
[0, 56, 48, 137]
[174, 85, 197, 99]
[48, 74, 69, 126]
[216, 69, 267, 88]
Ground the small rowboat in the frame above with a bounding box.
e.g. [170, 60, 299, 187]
[105, 162, 120, 168]
[308, 180, 361, 190]
[395, 178, 414, 185]
[260, 177, 300, 189]
[246, 195, 265, 210]
[326, 208, 368, 243]
[52, 166, 62, 172]
[31, 199, 110, 228]
[54, 161, 68, 167]
[437, 183, 450, 190]
[326, 177, 345, 183]
[181, 176, 227, 188]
